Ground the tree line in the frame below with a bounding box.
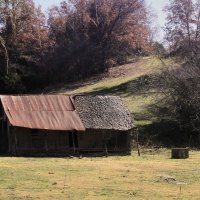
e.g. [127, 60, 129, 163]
[160, 0, 200, 146]
[1, 0, 200, 146]
[0, 0, 154, 93]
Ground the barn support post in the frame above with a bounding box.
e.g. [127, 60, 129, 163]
[14, 129, 18, 156]
[44, 133, 48, 154]
[135, 128, 140, 157]
[72, 132, 76, 153]
[0, 117, 3, 151]
[1, 110, 9, 153]
[127, 130, 131, 154]
[76, 132, 80, 155]
[103, 132, 108, 157]
[1, 107, 3, 136]
[104, 143, 108, 157]
[115, 133, 118, 151]
[7, 120, 11, 154]
[1, 119, 3, 136]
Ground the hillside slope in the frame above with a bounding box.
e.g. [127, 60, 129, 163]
[52, 57, 175, 126]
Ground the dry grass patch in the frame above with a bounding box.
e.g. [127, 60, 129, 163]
[0, 150, 199, 199]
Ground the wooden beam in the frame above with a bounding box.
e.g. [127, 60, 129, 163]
[7, 118, 11, 154]
[14, 129, 18, 156]
[72, 132, 76, 153]
[45, 134, 48, 154]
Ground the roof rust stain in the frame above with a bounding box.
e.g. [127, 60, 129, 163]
[0, 95, 85, 131]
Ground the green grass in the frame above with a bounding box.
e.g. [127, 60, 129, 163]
[0, 57, 196, 200]
[0, 150, 200, 199]
[54, 56, 176, 126]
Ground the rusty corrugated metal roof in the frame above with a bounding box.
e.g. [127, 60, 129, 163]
[0, 95, 85, 131]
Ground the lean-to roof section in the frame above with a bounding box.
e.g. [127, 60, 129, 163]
[74, 95, 134, 131]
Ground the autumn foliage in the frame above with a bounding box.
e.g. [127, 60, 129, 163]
[0, 0, 153, 93]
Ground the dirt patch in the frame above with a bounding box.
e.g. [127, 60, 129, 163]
[107, 58, 152, 79]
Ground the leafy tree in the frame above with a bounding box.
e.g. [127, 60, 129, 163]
[0, 0, 48, 93]
[164, 0, 200, 57]
[47, 0, 153, 83]
[0, 0, 154, 93]
[162, 0, 200, 146]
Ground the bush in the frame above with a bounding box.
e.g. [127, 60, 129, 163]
[159, 62, 200, 147]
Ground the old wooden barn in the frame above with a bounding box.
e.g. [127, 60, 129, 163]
[0, 95, 134, 156]
[74, 95, 133, 154]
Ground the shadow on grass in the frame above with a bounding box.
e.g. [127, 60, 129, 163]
[80, 74, 159, 97]
[142, 120, 200, 148]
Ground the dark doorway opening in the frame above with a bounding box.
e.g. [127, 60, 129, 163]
[31, 129, 45, 152]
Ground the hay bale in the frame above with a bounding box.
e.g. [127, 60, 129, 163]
[171, 148, 189, 159]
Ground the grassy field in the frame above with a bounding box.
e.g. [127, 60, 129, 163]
[53, 56, 176, 126]
[1, 58, 199, 199]
[0, 150, 200, 199]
